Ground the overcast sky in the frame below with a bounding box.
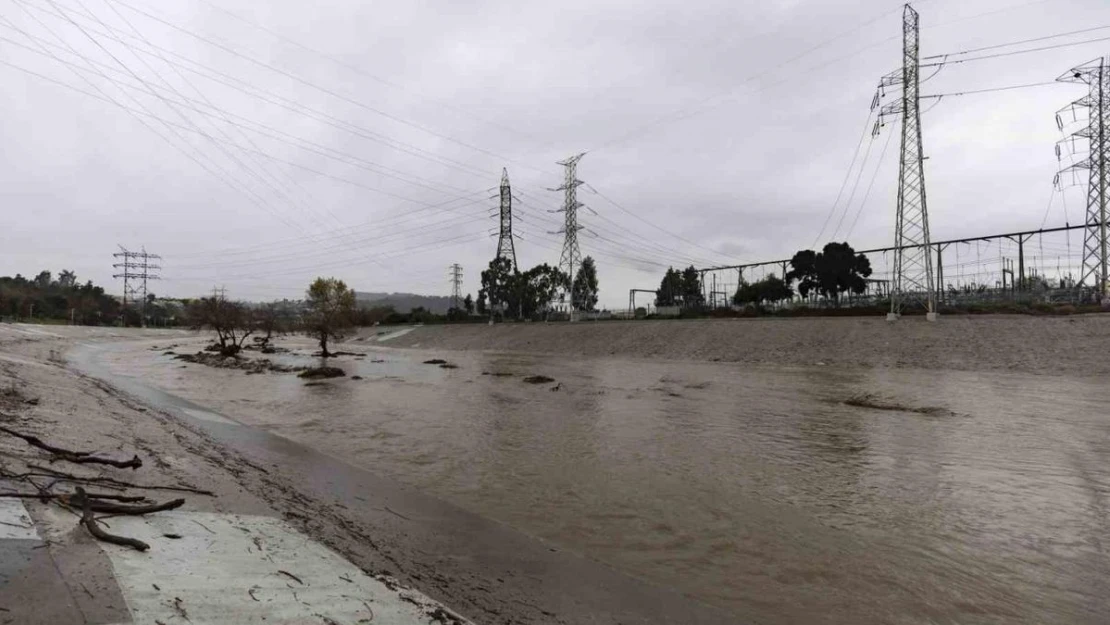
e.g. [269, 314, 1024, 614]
[1, 0, 1107, 306]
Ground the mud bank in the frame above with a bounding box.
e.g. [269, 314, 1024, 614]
[383, 315, 1110, 375]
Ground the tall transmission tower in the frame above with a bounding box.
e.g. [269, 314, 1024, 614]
[448, 263, 464, 310]
[874, 4, 936, 320]
[495, 168, 518, 270]
[1057, 57, 1110, 300]
[553, 153, 585, 318]
[112, 245, 161, 323]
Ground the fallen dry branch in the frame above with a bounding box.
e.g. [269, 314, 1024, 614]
[0, 425, 91, 458]
[75, 487, 150, 552]
[26, 464, 215, 496]
[0, 426, 142, 469]
[0, 490, 144, 503]
[71, 496, 184, 515]
[55, 454, 143, 470]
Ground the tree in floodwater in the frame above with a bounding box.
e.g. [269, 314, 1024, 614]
[304, 277, 356, 357]
[186, 295, 256, 356]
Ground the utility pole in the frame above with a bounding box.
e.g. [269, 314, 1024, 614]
[1058, 57, 1110, 301]
[112, 246, 161, 326]
[553, 153, 585, 320]
[448, 263, 464, 311]
[874, 4, 936, 320]
[495, 168, 518, 271]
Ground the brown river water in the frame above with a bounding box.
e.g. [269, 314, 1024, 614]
[98, 337, 1110, 624]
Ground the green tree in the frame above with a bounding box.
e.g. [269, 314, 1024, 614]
[476, 289, 488, 316]
[304, 277, 356, 357]
[57, 269, 77, 289]
[787, 242, 872, 304]
[520, 264, 567, 318]
[480, 257, 516, 318]
[655, 267, 683, 306]
[571, 257, 600, 311]
[733, 274, 793, 307]
[463, 293, 474, 315]
[681, 266, 704, 308]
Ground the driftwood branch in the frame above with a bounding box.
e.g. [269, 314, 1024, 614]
[75, 487, 149, 552]
[66, 495, 184, 515]
[0, 426, 142, 469]
[25, 465, 214, 496]
[0, 491, 150, 504]
[0, 426, 91, 457]
[55, 454, 142, 470]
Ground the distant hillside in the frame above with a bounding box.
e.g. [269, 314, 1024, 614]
[355, 291, 453, 314]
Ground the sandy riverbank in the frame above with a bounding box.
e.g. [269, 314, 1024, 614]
[0, 325, 471, 624]
[382, 314, 1110, 375]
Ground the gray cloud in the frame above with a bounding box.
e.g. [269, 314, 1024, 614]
[1, 0, 1108, 306]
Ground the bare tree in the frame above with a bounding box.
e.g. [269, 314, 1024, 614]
[186, 296, 256, 356]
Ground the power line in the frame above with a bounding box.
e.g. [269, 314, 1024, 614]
[514, 194, 723, 267]
[12, 0, 499, 180]
[845, 125, 896, 240]
[0, 20, 483, 199]
[0, 7, 317, 239]
[920, 34, 1110, 68]
[101, 0, 546, 174]
[811, 110, 875, 248]
[584, 184, 736, 263]
[191, 0, 542, 144]
[921, 81, 1058, 99]
[923, 24, 1110, 60]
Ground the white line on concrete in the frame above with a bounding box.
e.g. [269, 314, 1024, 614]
[0, 500, 40, 540]
[100, 511, 467, 624]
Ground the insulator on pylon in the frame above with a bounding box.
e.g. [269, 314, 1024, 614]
[1056, 144, 1062, 160]
[1056, 114, 1064, 131]
[871, 91, 880, 111]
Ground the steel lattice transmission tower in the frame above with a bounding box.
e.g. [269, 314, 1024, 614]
[448, 263, 464, 310]
[112, 245, 161, 323]
[553, 153, 585, 316]
[494, 168, 518, 270]
[1057, 57, 1110, 299]
[875, 4, 936, 320]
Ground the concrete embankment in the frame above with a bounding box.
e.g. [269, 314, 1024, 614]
[381, 315, 1110, 375]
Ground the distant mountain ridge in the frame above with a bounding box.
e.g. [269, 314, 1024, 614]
[355, 291, 453, 314]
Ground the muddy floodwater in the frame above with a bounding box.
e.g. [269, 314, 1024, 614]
[96, 337, 1110, 624]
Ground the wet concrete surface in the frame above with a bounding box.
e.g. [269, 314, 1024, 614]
[78, 336, 1110, 624]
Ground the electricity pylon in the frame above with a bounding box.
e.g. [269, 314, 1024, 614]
[553, 153, 585, 318]
[1057, 57, 1110, 300]
[448, 263, 463, 310]
[495, 168, 517, 270]
[112, 245, 161, 324]
[874, 4, 936, 320]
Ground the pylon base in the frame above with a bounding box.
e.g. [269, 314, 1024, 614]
[885, 313, 899, 322]
[926, 312, 939, 322]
